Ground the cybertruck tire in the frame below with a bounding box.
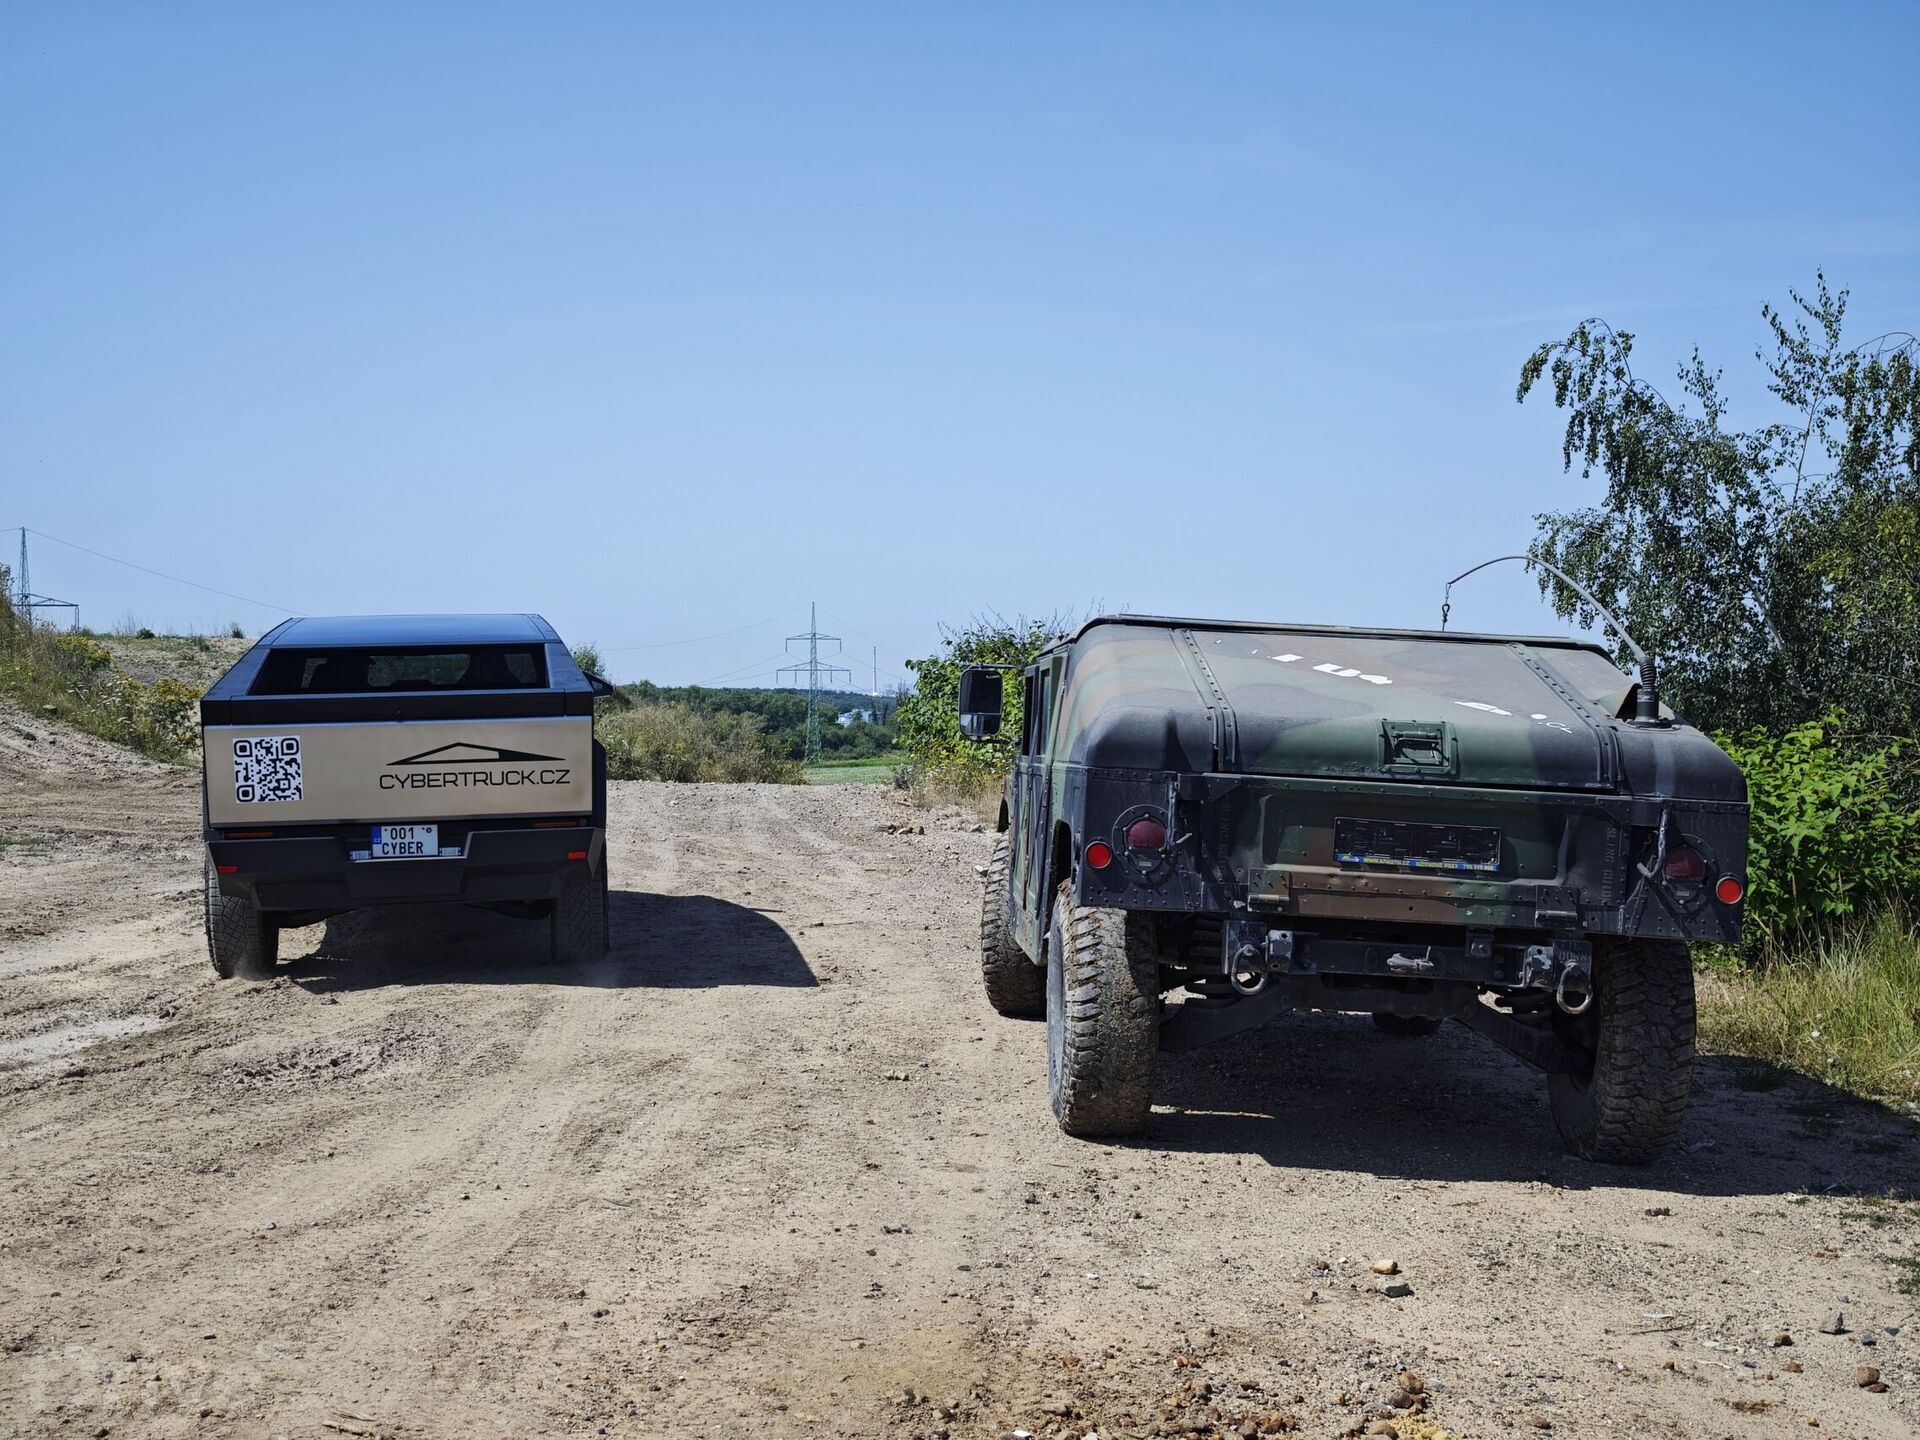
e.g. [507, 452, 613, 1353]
[1548, 937, 1694, 1165]
[204, 855, 277, 981]
[1373, 1012, 1443, 1037]
[1046, 881, 1158, 1137]
[981, 836, 1043, 1017]
[550, 863, 610, 965]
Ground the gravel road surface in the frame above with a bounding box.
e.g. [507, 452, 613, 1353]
[2, 703, 1916, 1438]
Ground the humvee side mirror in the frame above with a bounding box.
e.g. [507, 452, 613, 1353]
[957, 666, 1004, 741]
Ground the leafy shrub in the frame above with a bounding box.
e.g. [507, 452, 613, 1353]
[896, 614, 1065, 790]
[1719, 714, 1920, 949]
[599, 701, 804, 784]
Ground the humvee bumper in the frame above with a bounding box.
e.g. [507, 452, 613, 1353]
[1072, 769, 1747, 946]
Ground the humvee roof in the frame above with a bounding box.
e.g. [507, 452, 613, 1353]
[1046, 615, 1726, 794]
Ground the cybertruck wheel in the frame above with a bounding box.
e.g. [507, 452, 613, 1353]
[1046, 882, 1158, 1137]
[1548, 937, 1694, 1165]
[981, 835, 1043, 1017]
[550, 863, 609, 965]
[204, 855, 277, 981]
[1373, 1013, 1443, 1037]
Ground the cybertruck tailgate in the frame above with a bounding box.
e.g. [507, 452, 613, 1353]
[204, 716, 594, 826]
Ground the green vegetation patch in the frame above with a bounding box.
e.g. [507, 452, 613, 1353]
[1, 579, 202, 764]
[599, 700, 805, 784]
[1699, 908, 1920, 1105]
[805, 756, 904, 786]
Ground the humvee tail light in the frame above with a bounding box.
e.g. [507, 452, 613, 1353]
[1663, 848, 1706, 881]
[1716, 874, 1745, 905]
[1125, 818, 1167, 851]
[1085, 841, 1115, 870]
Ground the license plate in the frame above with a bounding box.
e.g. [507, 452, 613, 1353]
[1334, 816, 1501, 872]
[371, 823, 439, 859]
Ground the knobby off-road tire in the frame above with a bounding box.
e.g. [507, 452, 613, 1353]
[1372, 1012, 1444, 1037]
[204, 855, 277, 981]
[980, 835, 1043, 1017]
[550, 863, 610, 965]
[1046, 881, 1159, 1137]
[1548, 936, 1695, 1165]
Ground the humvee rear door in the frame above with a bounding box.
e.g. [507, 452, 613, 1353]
[1015, 660, 1061, 928]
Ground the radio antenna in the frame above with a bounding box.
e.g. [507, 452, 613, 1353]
[1441, 553, 1663, 727]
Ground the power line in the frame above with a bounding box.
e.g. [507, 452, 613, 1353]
[692, 651, 795, 686]
[601, 606, 807, 653]
[22, 526, 298, 614]
[815, 606, 918, 669]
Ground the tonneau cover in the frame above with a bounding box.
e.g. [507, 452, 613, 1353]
[1058, 618, 1643, 790]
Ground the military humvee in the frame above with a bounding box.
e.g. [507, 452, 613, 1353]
[958, 614, 1748, 1164]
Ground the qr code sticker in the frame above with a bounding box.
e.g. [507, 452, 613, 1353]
[233, 736, 303, 803]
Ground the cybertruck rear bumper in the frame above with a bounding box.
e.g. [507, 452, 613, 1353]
[207, 825, 603, 916]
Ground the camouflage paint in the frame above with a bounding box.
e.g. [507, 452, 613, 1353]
[996, 615, 1748, 960]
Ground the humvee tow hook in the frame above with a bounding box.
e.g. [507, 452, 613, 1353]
[1519, 941, 1595, 1014]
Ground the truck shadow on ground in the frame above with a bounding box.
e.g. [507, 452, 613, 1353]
[1147, 1011, 1918, 1200]
[283, 889, 815, 992]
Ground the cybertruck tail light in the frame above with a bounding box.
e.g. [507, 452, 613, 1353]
[1663, 848, 1707, 881]
[1084, 840, 1115, 870]
[1716, 874, 1745, 905]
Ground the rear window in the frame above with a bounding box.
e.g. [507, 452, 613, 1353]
[251, 646, 548, 695]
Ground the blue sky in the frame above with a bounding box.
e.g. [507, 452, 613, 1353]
[4, 2, 1917, 685]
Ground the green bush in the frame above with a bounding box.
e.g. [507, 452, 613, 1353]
[599, 701, 804, 784]
[896, 614, 1064, 790]
[1719, 714, 1920, 950]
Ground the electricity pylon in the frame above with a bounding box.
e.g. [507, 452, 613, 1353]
[777, 602, 852, 762]
[12, 529, 77, 626]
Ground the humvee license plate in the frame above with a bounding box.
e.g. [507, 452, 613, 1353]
[371, 823, 438, 859]
[1334, 817, 1500, 873]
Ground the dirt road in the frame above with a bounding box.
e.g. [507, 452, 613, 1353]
[3, 704, 1917, 1439]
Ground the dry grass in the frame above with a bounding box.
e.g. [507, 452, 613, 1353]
[1699, 907, 1920, 1106]
[903, 764, 1003, 822]
[598, 701, 804, 784]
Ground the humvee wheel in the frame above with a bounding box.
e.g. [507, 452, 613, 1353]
[550, 863, 610, 965]
[1548, 937, 1694, 1165]
[981, 835, 1043, 1017]
[1046, 881, 1158, 1137]
[1373, 1013, 1443, 1037]
[204, 855, 277, 981]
